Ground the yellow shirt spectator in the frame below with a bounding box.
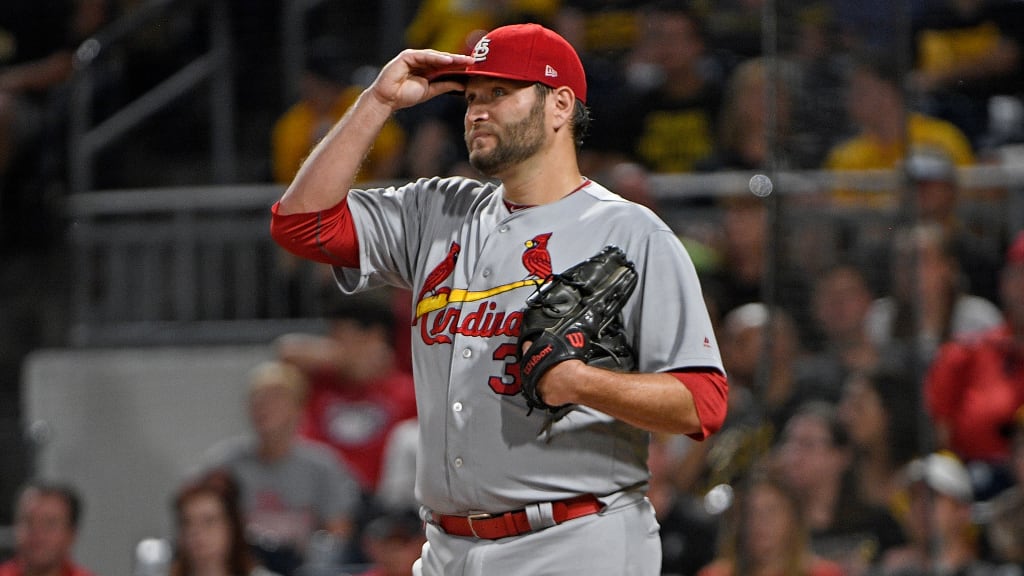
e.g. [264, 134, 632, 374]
[273, 84, 406, 185]
[825, 113, 974, 208]
[824, 53, 976, 209]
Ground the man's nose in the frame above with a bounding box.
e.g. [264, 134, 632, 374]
[466, 104, 489, 124]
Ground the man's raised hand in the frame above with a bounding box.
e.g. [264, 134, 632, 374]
[369, 49, 474, 111]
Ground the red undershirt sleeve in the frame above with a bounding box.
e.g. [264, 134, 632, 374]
[668, 368, 728, 440]
[270, 199, 360, 268]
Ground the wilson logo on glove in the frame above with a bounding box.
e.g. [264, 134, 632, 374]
[566, 332, 586, 349]
[523, 344, 553, 376]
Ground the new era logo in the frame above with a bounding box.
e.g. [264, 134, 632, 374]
[544, 65, 558, 78]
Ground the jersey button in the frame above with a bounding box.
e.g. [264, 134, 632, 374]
[499, 226, 510, 233]
[482, 269, 491, 278]
[453, 402, 463, 412]
[454, 457, 464, 468]
[462, 348, 472, 358]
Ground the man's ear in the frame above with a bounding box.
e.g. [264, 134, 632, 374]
[551, 86, 576, 129]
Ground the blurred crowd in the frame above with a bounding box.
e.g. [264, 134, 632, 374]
[3, 0, 1024, 574]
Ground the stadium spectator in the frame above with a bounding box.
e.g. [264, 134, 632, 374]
[877, 452, 1005, 576]
[699, 194, 816, 348]
[697, 57, 801, 172]
[774, 401, 905, 576]
[168, 469, 280, 576]
[807, 263, 880, 385]
[786, 2, 851, 170]
[923, 230, 1024, 499]
[0, 480, 95, 576]
[697, 466, 845, 576]
[199, 360, 362, 575]
[585, 2, 722, 175]
[272, 37, 406, 186]
[277, 292, 417, 496]
[901, 147, 1004, 304]
[718, 303, 836, 436]
[910, 0, 1024, 149]
[865, 222, 1003, 366]
[350, 509, 426, 576]
[824, 50, 975, 209]
[835, 368, 922, 509]
[665, 302, 820, 520]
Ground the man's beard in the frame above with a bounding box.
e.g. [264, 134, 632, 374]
[467, 97, 546, 176]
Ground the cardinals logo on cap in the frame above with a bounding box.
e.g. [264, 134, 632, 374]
[472, 38, 491, 62]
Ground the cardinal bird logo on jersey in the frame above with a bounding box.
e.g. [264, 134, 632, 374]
[418, 241, 461, 301]
[522, 233, 553, 279]
[413, 234, 556, 347]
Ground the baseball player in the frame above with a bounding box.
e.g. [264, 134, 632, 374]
[271, 23, 728, 576]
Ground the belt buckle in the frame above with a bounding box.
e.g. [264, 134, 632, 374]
[466, 511, 493, 538]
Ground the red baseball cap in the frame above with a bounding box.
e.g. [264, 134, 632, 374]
[435, 23, 587, 104]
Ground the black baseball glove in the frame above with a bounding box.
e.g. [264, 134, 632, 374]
[516, 245, 638, 413]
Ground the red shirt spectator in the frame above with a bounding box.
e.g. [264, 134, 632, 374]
[298, 365, 417, 491]
[278, 291, 417, 493]
[925, 231, 1024, 464]
[925, 324, 1024, 462]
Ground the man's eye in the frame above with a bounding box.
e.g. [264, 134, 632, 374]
[493, 87, 506, 97]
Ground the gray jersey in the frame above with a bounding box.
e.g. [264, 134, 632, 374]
[336, 176, 723, 515]
[202, 435, 362, 548]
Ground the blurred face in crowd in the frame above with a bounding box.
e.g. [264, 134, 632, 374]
[892, 229, 956, 303]
[721, 200, 766, 262]
[641, 11, 704, 75]
[913, 178, 958, 223]
[301, 72, 345, 115]
[744, 482, 798, 564]
[905, 482, 969, 546]
[722, 322, 763, 384]
[837, 374, 887, 449]
[847, 68, 900, 129]
[249, 378, 301, 440]
[364, 528, 428, 576]
[14, 489, 77, 574]
[329, 318, 394, 381]
[776, 413, 849, 491]
[813, 266, 873, 343]
[179, 492, 232, 569]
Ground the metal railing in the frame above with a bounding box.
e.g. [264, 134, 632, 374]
[68, 0, 236, 196]
[66, 184, 330, 346]
[63, 161, 1024, 347]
